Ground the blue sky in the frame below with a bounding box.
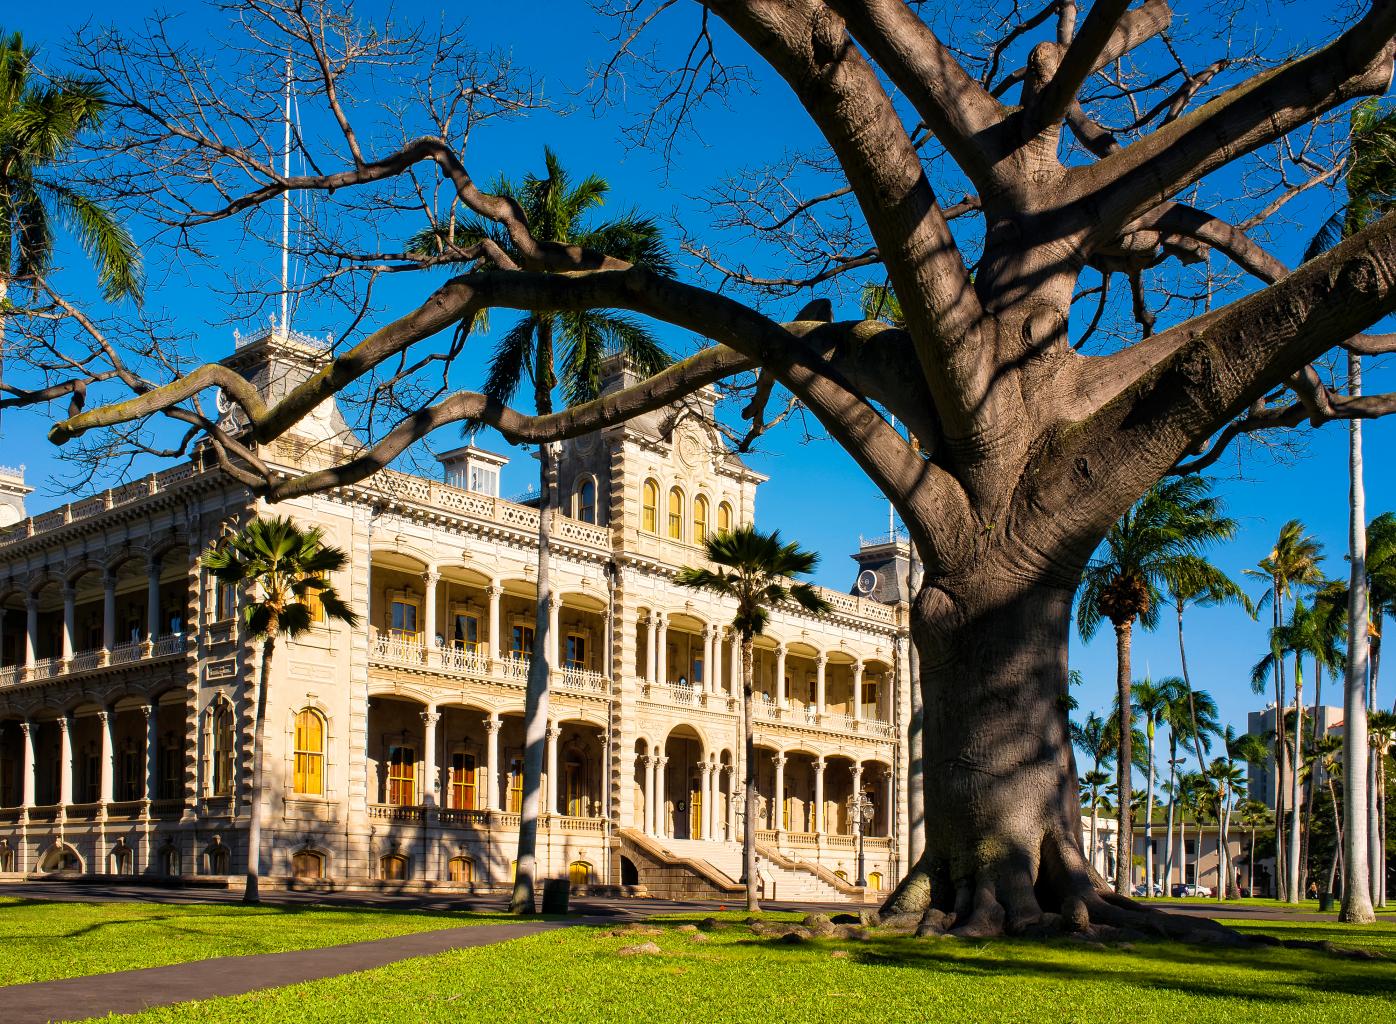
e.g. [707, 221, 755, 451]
[5, 2, 1394, 760]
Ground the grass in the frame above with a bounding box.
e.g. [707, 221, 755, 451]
[71, 910, 1396, 1024]
[0, 898, 514, 986]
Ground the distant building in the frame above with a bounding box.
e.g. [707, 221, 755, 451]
[0, 466, 30, 529]
[1245, 703, 1344, 809]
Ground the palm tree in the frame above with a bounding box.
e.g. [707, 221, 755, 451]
[1211, 726, 1258, 900]
[1160, 683, 1219, 890]
[1298, 585, 1347, 897]
[1369, 709, 1396, 907]
[1236, 799, 1273, 897]
[1303, 735, 1347, 896]
[202, 516, 356, 903]
[413, 149, 673, 913]
[1134, 676, 1182, 896]
[1078, 478, 1220, 894]
[0, 29, 142, 410]
[676, 525, 831, 910]
[1246, 519, 1326, 900]
[1071, 710, 1116, 876]
[1367, 513, 1396, 697]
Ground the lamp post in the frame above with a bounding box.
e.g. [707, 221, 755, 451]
[849, 789, 874, 888]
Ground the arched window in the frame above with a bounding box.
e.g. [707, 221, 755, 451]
[447, 855, 475, 883]
[641, 480, 659, 534]
[563, 754, 587, 817]
[667, 487, 684, 540]
[868, 871, 884, 891]
[205, 845, 230, 875]
[693, 495, 710, 544]
[292, 850, 325, 879]
[293, 709, 326, 795]
[161, 846, 182, 877]
[717, 501, 733, 533]
[109, 843, 133, 875]
[211, 700, 235, 797]
[380, 854, 409, 880]
[568, 860, 593, 886]
[387, 746, 416, 806]
[576, 479, 597, 524]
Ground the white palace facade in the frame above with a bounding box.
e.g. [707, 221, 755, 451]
[0, 330, 912, 900]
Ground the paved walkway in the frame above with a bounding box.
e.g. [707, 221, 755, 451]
[3, 919, 570, 1024]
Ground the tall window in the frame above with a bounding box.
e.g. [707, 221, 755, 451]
[293, 709, 326, 796]
[508, 757, 524, 813]
[449, 752, 477, 810]
[211, 701, 235, 797]
[301, 584, 325, 623]
[453, 613, 481, 653]
[564, 756, 587, 817]
[667, 487, 684, 540]
[576, 479, 597, 524]
[641, 480, 659, 534]
[564, 633, 587, 670]
[511, 623, 535, 659]
[82, 746, 100, 803]
[119, 740, 141, 801]
[215, 581, 237, 620]
[717, 501, 733, 533]
[158, 736, 182, 800]
[693, 495, 710, 543]
[388, 597, 419, 639]
[380, 853, 408, 880]
[568, 860, 593, 885]
[387, 746, 416, 805]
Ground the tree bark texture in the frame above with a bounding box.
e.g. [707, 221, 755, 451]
[741, 633, 760, 912]
[1288, 660, 1304, 904]
[1113, 621, 1134, 896]
[245, 622, 277, 904]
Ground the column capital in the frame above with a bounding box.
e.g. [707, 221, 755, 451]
[102, 570, 118, 588]
[814, 651, 827, 666]
[656, 755, 669, 768]
[770, 752, 786, 768]
[140, 703, 155, 720]
[420, 710, 441, 726]
[546, 721, 561, 739]
[774, 643, 786, 655]
[813, 757, 826, 773]
[640, 753, 654, 768]
[653, 611, 666, 625]
[55, 715, 70, 732]
[24, 593, 38, 610]
[62, 582, 76, 599]
[18, 720, 31, 737]
[547, 593, 562, 610]
[97, 709, 111, 724]
[423, 570, 441, 586]
[484, 716, 502, 735]
[487, 582, 504, 597]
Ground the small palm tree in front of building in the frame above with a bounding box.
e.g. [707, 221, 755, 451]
[202, 515, 356, 903]
[676, 524, 831, 911]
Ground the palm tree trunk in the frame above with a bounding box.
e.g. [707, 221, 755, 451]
[511, 440, 557, 914]
[1113, 619, 1134, 895]
[1330, 775, 1346, 897]
[1162, 745, 1177, 889]
[1299, 656, 1321, 897]
[740, 632, 759, 911]
[244, 618, 278, 904]
[1144, 727, 1157, 895]
[1249, 826, 1257, 896]
[1341, 349, 1376, 922]
[1370, 646, 1382, 905]
[1089, 798, 1099, 874]
[1273, 578, 1289, 901]
[1288, 658, 1304, 903]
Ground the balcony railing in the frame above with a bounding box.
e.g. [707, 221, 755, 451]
[0, 633, 191, 689]
[109, 639, 144, 666]
[560, 665, 607, 693]
[69, 649, 104, 673]
[153, 634, 188, 657]
[28, 657, 61, 681]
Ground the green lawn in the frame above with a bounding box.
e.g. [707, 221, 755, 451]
[0, 897, 512, 986]
[75, 911, 1396, 1024]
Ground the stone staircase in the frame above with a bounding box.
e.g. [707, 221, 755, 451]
[658, 838, 852, 903]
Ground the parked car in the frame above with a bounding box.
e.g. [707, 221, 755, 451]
[1171, 883, 1213, 897]
[1131, 883, 1163, 897]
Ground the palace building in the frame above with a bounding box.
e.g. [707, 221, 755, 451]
[0, 327, 911, 900]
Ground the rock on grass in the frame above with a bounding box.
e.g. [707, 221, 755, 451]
[616, 942, 663, 956]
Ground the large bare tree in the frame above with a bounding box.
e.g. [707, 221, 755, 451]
[14, 0, 1396, 933]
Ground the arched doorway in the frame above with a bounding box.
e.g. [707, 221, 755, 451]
[662, 726, 705, 840]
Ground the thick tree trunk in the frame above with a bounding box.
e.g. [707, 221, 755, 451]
[511, 440, 557, 914]
[1249, 828, 1257, 897]
[907, 545, 925, 867]
[244, 623, 277, 904]
[1272, 581, 1289, 901]
[1113, 620, 1134, 896]
[1162, 749, 1177, 890]
[1144, 732, 1156, 896]
[1341, 350, 1375, 922]
[1299, 658, 1321, 897]
[740, 632, 759, 912]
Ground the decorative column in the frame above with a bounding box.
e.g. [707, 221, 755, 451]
[814, 653, 827, 716]
[57, 716, 73, 809]
[19, 721, 35, 810]
[548, 594, 561, 667]
[545, 722, 560, 817]
[421, 709, 440, 807]
[774, 645, 787, 708]
[726, 765, 739, 841]
[852, 660, 865, 722]
[729, 637, 742, 697]
[813, 757, 826, 835]
[487, 583, 503, 662]
[98, 710, 115, 808]
[771, 753, 786, 832]
[645, 613, 657, 683]
[656, 755, 669, 837]
[705, 763, 718, 840]
[24, 594, 38, 670]
[146, 561, 162, 643]
[850, 760, 864, 813]
[695, 762, 709, 840]
[712, 628, 725, 696]
[703, 628, 716, 694]
[643, 755, 657, 835]
[423, 571, 439, 661]
[654, 614, 668, 686]
[142, 704, 159, 802]
[484, 715, 502, 811]
[884, 767, 895, 838]
[61, 584, 76, 667]
[102, 573, 117, 657]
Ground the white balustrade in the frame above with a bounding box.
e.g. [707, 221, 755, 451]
[559, 665, 607, 693]
[109, 640, 143, 666]
[153, 633, 187, 657]
[27, 656, 61, 681]
[68, 649, 104, 673]
[0, 664, 21, 688]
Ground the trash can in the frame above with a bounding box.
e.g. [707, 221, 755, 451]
[542, 877, 570, 915]
[1318, 892, 1334, 912]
